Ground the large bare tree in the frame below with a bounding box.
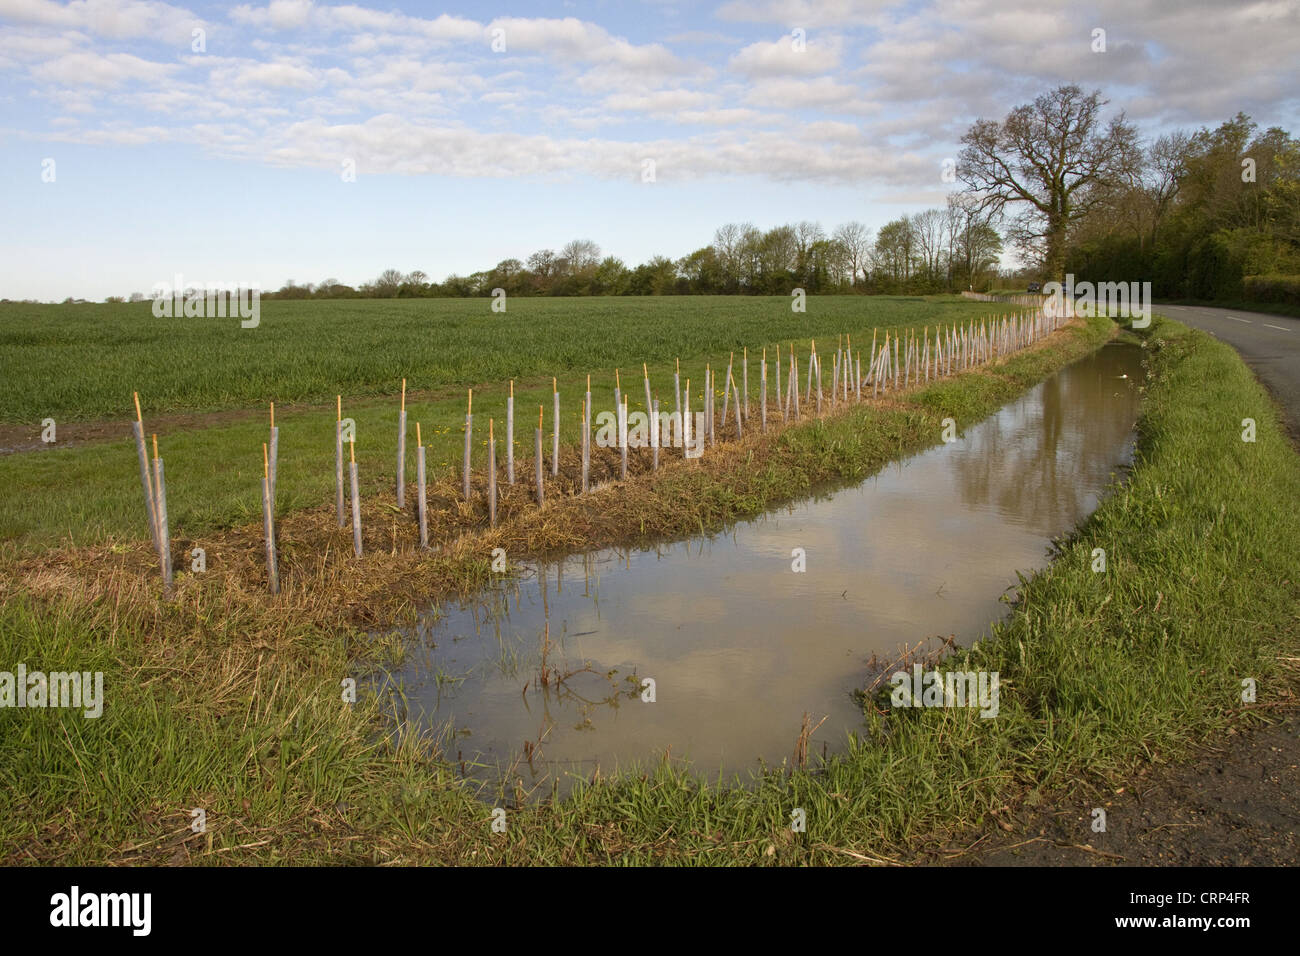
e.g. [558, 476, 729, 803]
[832, 221, 871, 287]
[561, 239, 601, 275]
[958, 85, 1140, 280]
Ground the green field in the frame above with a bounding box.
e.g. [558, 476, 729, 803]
[0, 295, 1026, 550]
[0, 296, 1017, 422]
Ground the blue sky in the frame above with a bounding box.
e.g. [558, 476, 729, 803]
[2, 0, 1297, 300]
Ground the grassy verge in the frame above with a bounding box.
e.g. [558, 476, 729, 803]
[3, 312, 1296, 865]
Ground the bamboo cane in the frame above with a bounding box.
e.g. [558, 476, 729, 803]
[132, 392, 160, 551]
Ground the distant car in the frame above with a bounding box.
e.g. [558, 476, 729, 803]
[1027, 282, 1043, 293]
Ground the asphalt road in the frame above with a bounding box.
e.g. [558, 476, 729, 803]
[1157, 303, 1300, 433]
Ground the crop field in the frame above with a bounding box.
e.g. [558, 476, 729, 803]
[0, 295, 1025, 550]
[0, 295, 1016, 423]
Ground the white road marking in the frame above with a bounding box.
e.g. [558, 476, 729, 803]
[1264, 323, 1291, 332]
[1227, 316, 1252, 323]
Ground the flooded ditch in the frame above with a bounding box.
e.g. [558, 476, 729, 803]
[373, 342, 1147, 798]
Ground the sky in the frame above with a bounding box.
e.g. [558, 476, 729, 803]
[1, 0, 1297, 300]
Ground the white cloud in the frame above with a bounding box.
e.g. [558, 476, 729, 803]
[729, 33, 841, 76]
[0, 0, 206, 42]
[743, 76, 875, 114]
[3, 0, 1297, 197]
[676, 107, 765, 125]
[31, 50, 175, 86]
[603, 89, 716, 113]
[716, 0, 896, 28]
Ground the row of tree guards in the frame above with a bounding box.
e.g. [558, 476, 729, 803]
[130, 307, 1064, 594]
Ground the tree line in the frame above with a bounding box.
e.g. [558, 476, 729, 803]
[260, 203, 1004, 301]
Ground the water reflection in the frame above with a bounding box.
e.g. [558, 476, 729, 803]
[378, 343, 1146, 797]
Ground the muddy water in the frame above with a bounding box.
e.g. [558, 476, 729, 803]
[382, 343, 1146, 795]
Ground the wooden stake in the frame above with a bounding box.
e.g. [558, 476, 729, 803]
[551, 377, 559, 477]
